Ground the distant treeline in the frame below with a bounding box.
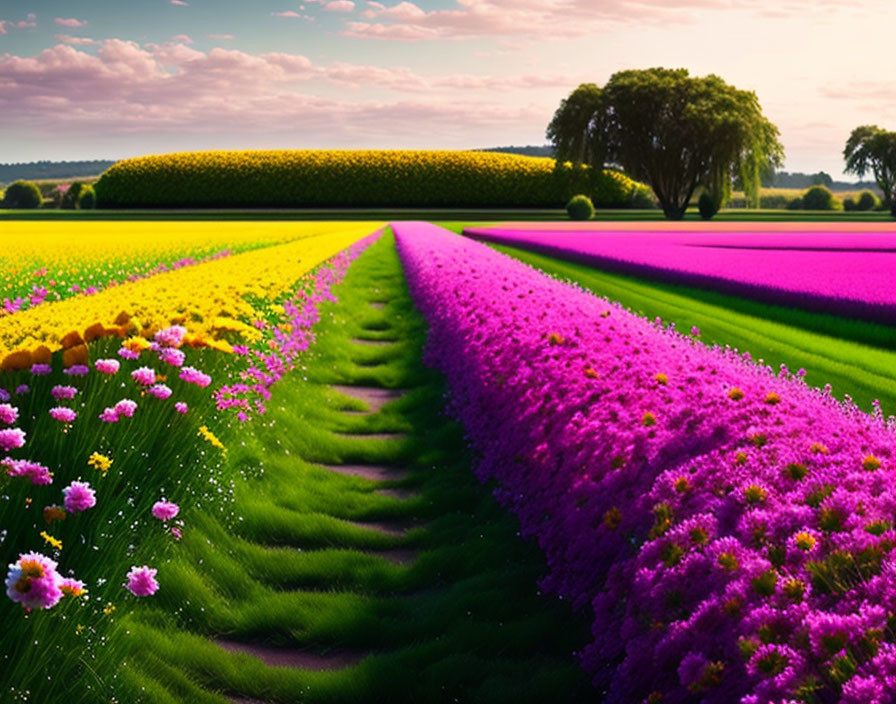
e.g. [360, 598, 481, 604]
[477, 145, 554, 158]
[0, 160, 116, 184]
[765, 170, 880, 193]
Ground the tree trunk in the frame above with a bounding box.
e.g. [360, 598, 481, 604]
[663, 202, 688, 220]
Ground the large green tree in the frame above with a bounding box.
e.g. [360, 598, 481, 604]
[843, 125, 896, 217]
[547, 68, 784, 220]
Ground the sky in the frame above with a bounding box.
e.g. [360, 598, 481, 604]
[0, 0, 894, 177]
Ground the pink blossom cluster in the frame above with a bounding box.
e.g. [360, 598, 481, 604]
[395, 222, 896, 703]
[214, 231, 381, 421]
[98, 398, 138, 423]
[3, 457, 52, 485]
[464, 227, 896, 324]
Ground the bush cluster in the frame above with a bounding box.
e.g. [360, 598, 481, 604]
[566, 194, 594, 220]
[1, 180, 43, 209]
[94, 150, 652, 210]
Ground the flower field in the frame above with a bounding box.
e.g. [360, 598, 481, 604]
[464, 223, 896, 324]
[0, 222, 381, 701]
[3, 218, 896, 703]
[396, 221, 896, 703]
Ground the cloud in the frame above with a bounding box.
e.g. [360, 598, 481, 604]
[1, 17, 38, 33]
[0, 41, 566, 146]
[207, 33, 236, 40]
[55, 34, 97, 45]
[54, 17, 88, 27]
[271, 10, 311, 18]
[170, 34, 193, 44]
[324, 1, 356, 11]
[170, 0, 189, 5]
[27, 13, 36, 21]
[0, 21, 6, 35]
[339, 0, 886, 41]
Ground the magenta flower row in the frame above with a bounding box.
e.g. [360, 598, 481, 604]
[395, 221, 896, 703]
[464, 227, 896, 324]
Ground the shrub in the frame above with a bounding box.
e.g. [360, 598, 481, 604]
[566, 194, 594, 220]
[95, 150, 650, 209]
[856, 190, 880, 211]
[630, 184, 656, 209]
[843, 196, 857, 211]
[77, 185, 96, 209]
[801, 185, 837, 210]
[697, 191, 724, 219]
[1, 180, 42, 209]
[786, 196, 803, 210]
[61, 182, 87, 210]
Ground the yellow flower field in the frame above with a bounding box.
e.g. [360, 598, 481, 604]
[0, 222, 382, 366]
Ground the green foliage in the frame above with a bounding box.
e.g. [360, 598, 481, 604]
[2, 180, 42, 209]
[801, 185, 838, 211]
[61, 181, 87, 209]
[786, 197, 804, 210]
[844, 125, 896, 211]
[856, 190, 880, 211]
[548, 69, 783, 220]
[810, 171, 833, 187]
[77, 185, 97, 210]
[566, 194, 594, 220]
[843, 197, 858, 211]
[698, 192, 720, 219]
[94, 150, 649, 209]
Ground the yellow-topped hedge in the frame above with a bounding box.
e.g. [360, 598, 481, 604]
[95, 150, 647, 209]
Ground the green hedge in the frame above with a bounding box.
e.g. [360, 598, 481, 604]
[94, 150, 651, 209]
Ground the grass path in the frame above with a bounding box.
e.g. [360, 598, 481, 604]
[464, 240, 896, 416]
[119, 231, 591, 703]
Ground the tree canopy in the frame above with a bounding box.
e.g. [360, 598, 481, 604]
[843, 125, 896, 216]
[547, 68, 784, 220]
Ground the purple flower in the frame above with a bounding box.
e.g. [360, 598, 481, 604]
[151, 500, 179, 521]
[147, 384, 172, 400]
[158, 347, 185, 367]
[63, 365, 89, 377]
[49, 407, 77, 424]
[118, 347, 139, 360]
[114, 399, 137, 418]
[0, 404, 18, 425]
[179, 366, 211, 387]
[174, 402, 188, 414]
[98, 408, 119, 423]
[30, 363, 52, 376]
[125, 566, 159, 597]
[131, 367, 156, 386]
[94, 358, 120, 375]
[51, 385, 78, 400]
[0, 428, 26, 452]
[14, 385, 29, 395]
[2, 458, 52, 485]
[63, 481, 96, 513]
[5, 552, 63, 610]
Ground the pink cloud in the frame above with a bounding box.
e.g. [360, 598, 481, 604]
[271, 10, 307, 17]
[54, 17, 88, 27]
[170, 0, 189, 5]
[0, 21, 7, 35]
[16, 20, 37, 28]
[170, 34, 193, 44]
[207, 34, 236, 40]
[55, 34, 96, 45]
[324, 1, 356, 12]
[27, 13, 36, 20]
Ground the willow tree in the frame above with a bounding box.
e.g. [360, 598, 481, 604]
[547, 69, 783, 220]
[844, 125, 896, 217]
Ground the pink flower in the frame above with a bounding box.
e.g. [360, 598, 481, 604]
[94, 359, 120, 375]
[51, 385, 78, 400]
[49, 407, 77, 424]
[0, 428, 26, 452]
[131, 367, 156, 386]
[30, 363, 52, 376]
[2, 458, 52, 485]
[118, 348, 139, 360]
[125, 566, 159, 597]
[154, 325, 187, 348]
[63, 481, 96, 513]
[0, 403, 18, 425]
[174, 402, 188, 414]
[179, 366, 211, 387]
[158, 347, 185, 367]
[98, 408, 119, 423]
[147, 384, 172, 400]
[114, 399, 137, 418]
[63, 365, 89, 376]
[5, 552, 63, 610]
[151, 500, 179, 521]
[59, 577, 87, 597]
[170, 526, 183, 540]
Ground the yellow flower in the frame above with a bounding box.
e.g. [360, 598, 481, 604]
[654, 373, 669, 385]
[198, 425, 226, 451]
[642, 411, 657, 427]
[40, 531, 62, 550]
[88, 452, 113, 473]
[863, 454, 882, 471]
[103, 603, 116, 615]
[728, 387, 745, 401]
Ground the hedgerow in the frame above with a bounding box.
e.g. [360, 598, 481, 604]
[94, 150, 649, 209]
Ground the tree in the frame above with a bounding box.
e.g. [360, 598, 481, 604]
[810, 171, 833, 187]
[843, 125, 896, 217]
[1, 180, 42, 209]
[547, 69, 783, 220]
